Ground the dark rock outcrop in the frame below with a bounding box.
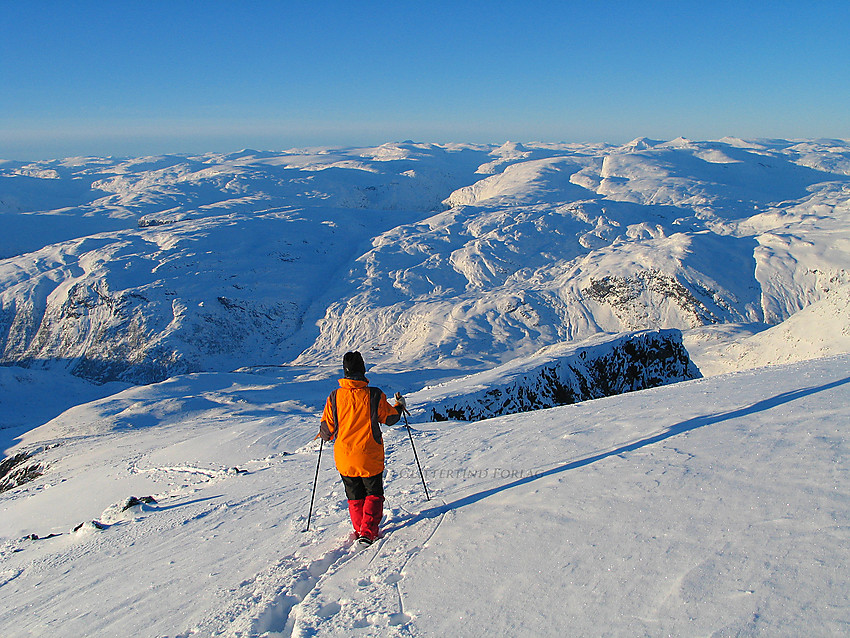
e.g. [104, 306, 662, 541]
[429, 329, 700, 422]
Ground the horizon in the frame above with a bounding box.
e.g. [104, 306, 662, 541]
[3, 1, 849, 161]
[5, 135, 850, 165]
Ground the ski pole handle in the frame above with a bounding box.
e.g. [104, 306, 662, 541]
[394, 392, 411, 417]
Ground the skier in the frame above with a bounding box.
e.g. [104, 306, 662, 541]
[319, 351, 406, 545]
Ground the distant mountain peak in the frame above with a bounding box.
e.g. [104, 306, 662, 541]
[621, 137, 662, 151]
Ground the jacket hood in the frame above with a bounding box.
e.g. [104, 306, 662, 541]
[339, 378, 369, 389]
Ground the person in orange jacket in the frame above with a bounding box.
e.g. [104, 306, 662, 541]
[319, 351, 404, 544]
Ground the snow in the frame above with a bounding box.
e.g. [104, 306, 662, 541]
[0, 366, 129, 449]
[0, 354, 847, 636]
[686, 283, 850, 376]
[2, 137, 850, 636]
[2, 138, 849, 382]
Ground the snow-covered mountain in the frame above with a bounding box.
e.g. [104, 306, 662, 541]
[685, 282, 850, 376]
[2, 138, 850, 637]
[2, 138, 849, 383]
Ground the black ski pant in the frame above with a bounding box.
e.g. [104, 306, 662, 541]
[341, 472, 384, 500]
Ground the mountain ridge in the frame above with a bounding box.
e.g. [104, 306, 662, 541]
[1, 138, 849, 383]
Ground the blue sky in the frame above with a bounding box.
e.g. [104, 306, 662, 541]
[2, 1, 848, 159]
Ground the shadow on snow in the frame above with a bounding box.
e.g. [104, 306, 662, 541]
[395, 375, 850, 529]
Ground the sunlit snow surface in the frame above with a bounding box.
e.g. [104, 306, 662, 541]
[0, 356, 847, 636]
[2, 138, 850, 636]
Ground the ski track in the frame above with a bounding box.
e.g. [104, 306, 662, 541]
[160, 429, 444, 638]
[196, 478, 446, 637]
[285, 499, 446, 637]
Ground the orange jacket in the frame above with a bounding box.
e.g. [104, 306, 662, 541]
[320, 378, 400, 477]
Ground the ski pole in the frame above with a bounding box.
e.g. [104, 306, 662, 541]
[305, 438, 323, 532]
[403, 412, 430, 501]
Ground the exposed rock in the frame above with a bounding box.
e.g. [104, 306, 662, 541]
[583, 270, 722, 327]
[121, 495, 158, 511]
[73, 520, 107, 533]
[0, 451, 43, 493]
[428, 329, 700, 421]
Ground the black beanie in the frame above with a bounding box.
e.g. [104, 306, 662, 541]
[343, 351, 366, 380]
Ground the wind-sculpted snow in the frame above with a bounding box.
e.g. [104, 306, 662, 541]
[420, 330, 699, 421]
[1, 139, 850, 382]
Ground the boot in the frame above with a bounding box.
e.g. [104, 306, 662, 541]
[348, 499, 365, 535]
[360, 495, 384, 541]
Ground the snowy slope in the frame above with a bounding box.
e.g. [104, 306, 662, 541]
[2, 139, 850, 382]
[0, 206, 423, 383]
[0, 354, 847, 636]
[2, 138, 850, 635]
[0, 144, 497, 382]
[687, 283, 850, 376]
[0, 366, 129, 451]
